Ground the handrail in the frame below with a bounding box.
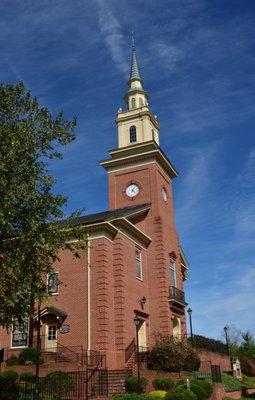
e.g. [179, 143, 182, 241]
[125, 338, 135, 362]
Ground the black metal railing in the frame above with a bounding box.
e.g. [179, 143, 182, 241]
[169, 286, 186, 304]
[125, 338, 135, 362]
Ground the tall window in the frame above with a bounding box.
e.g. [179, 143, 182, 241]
[129, 125, 137, 143]
[135, 250, 142, 279]
[131, 97, 136, 108]
[152, 129, 155, 140]
[139, 97, 143, 107]
[47, 272, 59, 294]
[12, 318, 28, 348]
[169, 257, 177, 288]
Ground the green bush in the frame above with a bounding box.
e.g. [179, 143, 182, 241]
[124, 376, 148, 393]
[191, 334, 228, 355]
[240, 355, 255, 377]
[6, 355, 20, 366]
[148, 333, 200, 373]
[183, 350, 201, 372]
[20, 372, 36, 383]
[189, 381, 209, 400]
[148, 390, 167, 400]
[113, 394, 147, 400]
[41, 370, 74, 397]
[0, 370, 19, 400]
[174, 380, 186, 388]
[165, 388, 197, 400]
[18, 347, 43, 365]
[152, 377, 174, 391]
[198, 381, 213, 398]
[0, 370, 19, 381]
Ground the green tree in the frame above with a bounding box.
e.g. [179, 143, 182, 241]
[0, 81, 86, 327]
[240, 332, 255, 361]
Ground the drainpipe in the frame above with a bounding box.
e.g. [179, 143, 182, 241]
[87, 234, 91, 355]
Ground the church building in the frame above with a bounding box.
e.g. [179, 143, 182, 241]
[0, 39, 189, 371]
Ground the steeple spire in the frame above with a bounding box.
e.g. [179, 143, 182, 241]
[124, 32, 149, 110]
[130, 32, 141, 81]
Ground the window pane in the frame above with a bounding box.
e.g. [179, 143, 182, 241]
[12, 318, 28, 347]
[48, 272, 59, 294]
[136, 251, 142, 279]
[130, 125, 137, 143]
[169, 258, 177, 287]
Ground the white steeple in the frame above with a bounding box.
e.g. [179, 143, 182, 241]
[116, 34, 160, 148]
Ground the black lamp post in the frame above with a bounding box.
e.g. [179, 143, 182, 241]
[224, 325, 232, 370]
[35, 303, 41, 400]
[187, 308, 194, 346]
[134, 315, 141, 392]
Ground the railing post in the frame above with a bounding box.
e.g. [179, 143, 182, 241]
[86, 368, 88, 400]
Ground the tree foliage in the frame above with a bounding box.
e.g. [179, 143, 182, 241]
[0, 81, 86, 327]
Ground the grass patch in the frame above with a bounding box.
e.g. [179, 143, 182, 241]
[243, 376, 255, 389]
[222, 373, 244, 392]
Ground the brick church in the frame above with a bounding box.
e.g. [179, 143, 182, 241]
[0, 39, 189, 371]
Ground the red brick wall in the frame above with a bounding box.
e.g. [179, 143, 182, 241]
[198, 349, 231, 372]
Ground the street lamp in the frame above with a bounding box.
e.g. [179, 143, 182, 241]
[134, 315, 141, 392]
[187, 308, 194, 346]
[35, 304, 41, 400]
[224, 325, 232, 370]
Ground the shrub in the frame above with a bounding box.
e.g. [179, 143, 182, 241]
[0, 370, 19, 400]
[148, 390, 167, 400]
[124, 376, 148, 393]
[189, 381, 209, 400]
[165, 388, 197, 400]
[174, 380, 186, 388]
[6, 355, 20, 366]
[148, 333, 200, 373]
[113, 394, 147, 400]
[18, 347, 43, 365]
[42, 371, 75, 396]
[191, 334, 228, 355]
[20, 372, 36, 383]
[239, 355, 255, 377]
[0, 370, 19, 381]
[198, 381, 213, 398]
[153, 377, 174, 391]
[183, 350, 201, 372]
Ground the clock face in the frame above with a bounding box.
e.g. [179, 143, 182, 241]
[161, 187, 167, 201]
[126, 183, 140, 198]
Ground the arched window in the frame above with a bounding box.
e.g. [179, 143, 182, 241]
[131, 97, 136, 109]
[152, 129, 155, 140]
[139, 97, 143, 107]
[129, 125, 137, 143]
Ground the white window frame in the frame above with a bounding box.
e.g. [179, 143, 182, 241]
[47, 271, 59, 295]
[169, 256, 177, 288]
[135, 250, 142, 280]
[11, 318, 29, 349]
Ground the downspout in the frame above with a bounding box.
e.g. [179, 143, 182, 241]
[87, 234, 91, 353]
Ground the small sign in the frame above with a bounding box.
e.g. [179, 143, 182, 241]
[59, 324, 70, 334]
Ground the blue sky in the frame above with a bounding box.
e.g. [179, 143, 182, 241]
[1, 0, 254, 340]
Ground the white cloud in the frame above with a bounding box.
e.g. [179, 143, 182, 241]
[95, 0, 129, 76]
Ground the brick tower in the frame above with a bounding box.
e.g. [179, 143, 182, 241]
[101, 35, 188, 344]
